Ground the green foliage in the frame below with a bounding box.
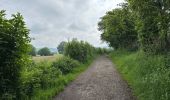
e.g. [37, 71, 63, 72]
[29, 44, 36, 56]
[52, 56, 80, 74]
[57, 41, 67, 54]
[110, 51, 170, 100]
[19, 54, 95, 99]
[64, 39, 95, 63]
[127, 0, 170, 54]
[102, 1, 170, 99]
[99, 1, 170, 54]
[98, 4, 138, 50]
[0, 10, 30, 99]
[31, 58, 94, 100]
[38, 47, 51, 56]
[20, 61, 61, 99]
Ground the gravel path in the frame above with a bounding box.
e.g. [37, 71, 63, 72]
[54, 56, 135, 100]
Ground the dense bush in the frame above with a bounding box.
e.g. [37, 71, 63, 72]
[64, 39, 95, 63]
[0, 10, 30, 99]
[52, 56, 79, 74]
[38, 47, 52, 56]
[20, 61, 61, 99]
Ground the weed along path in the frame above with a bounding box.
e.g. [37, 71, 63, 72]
[54, 56, 135, 100]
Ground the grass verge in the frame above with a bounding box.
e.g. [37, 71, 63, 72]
[109, 50, 170, 100]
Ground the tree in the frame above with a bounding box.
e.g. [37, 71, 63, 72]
[98, 4, 138, 50]
[38, 47, 51, 56]
[127, 0, 170, 54]
[57, 41, 67, 54]
[0, 10, 30, 99]
[28, 44, 36, 56]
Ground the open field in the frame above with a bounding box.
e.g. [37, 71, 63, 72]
[32, 54, 63, 63]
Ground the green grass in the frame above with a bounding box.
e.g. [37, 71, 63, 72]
[31, 56, 96, 100]
[109, 50, 170, 100]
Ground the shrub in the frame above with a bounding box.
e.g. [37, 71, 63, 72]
[64, 39, 95, 63]
[52, 56, 79, 74]
[0, 10, 30, 99]
[20, 61, 61, 99]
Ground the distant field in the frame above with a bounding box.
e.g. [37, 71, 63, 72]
[32, 54, 63, 63]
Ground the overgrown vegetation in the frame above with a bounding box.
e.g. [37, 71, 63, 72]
[52, 56, 79, 75]
[64, 39, 95, 63]
[0, 10, 30, 99]
[98, 1, 170, 100]
[110, 51, 170, 100]
[18, 49, 97, 99]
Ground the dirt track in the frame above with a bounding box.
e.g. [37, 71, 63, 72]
[54, 56, 135, 100]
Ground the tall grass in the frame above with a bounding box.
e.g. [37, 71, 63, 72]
[32, 54, 63, 63]
[110, 50, 170, 100]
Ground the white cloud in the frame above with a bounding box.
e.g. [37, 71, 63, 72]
[0, 0, 124, 48]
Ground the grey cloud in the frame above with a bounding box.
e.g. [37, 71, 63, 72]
[0, 0, 124, 48]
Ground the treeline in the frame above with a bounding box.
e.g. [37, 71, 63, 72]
[98, 1, 170, 100]
[57, 40, 111, 58]
[29, 45, 53, 56]
[98, 0, 170, 54]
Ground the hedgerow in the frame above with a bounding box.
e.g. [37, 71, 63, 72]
[64, 39, 95, 63]
[0, 10, 30, 99]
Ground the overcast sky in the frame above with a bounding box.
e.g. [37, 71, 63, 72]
[0, 0, 124, 48]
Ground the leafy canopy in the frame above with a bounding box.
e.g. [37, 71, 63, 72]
[98, 4, 138, 50]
